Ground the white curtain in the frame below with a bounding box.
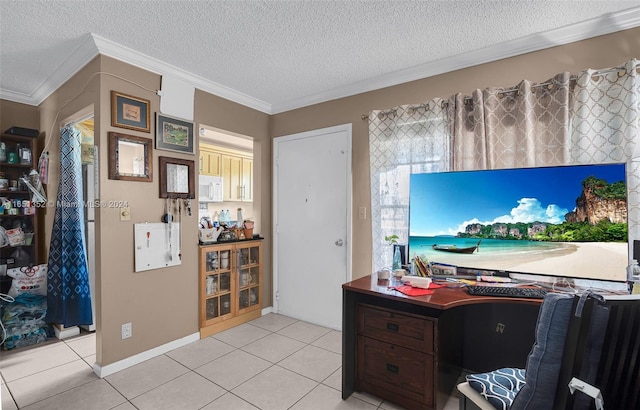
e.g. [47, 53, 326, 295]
[368, 59, 639, 273]
[571, 58, 640, 251]
[368, 100, 449, 270]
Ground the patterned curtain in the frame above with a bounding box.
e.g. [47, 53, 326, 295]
[368, 100, 449, 271]
[46, 126, 93, 326]
[571, 58, 640, 253]
[448, 72, 572, 170]
[368, 59, 639, 273]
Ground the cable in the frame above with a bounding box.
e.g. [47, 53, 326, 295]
[42, 71, 158, 168]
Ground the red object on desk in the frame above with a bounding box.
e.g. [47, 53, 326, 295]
[391, 282, 445, 296]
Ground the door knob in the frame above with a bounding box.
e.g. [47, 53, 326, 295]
[335, 239, 344, 246]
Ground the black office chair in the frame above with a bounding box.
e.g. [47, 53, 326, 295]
[457, 292, 640, 410]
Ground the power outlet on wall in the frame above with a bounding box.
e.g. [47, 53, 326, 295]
[122, 322, 132, 339]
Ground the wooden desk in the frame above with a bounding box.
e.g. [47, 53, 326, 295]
[342, 275, 542, 410]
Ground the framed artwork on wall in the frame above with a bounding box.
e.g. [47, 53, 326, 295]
[111, 91, 150, 133]
[155, 113, 195, 155]
[159, 156, 195, 199]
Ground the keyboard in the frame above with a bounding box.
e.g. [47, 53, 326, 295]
[466, 285, 548, 299]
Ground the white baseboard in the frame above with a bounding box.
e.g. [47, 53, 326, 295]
[93, 332, 200, 378]
[93, 308, 275, 378]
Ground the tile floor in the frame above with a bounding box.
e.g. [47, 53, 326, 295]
[1, 313, 460, 409]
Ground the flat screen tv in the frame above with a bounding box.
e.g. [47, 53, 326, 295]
[408, 163, 628, 282]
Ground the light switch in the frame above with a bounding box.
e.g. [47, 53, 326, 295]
[120, 207, 131, 221]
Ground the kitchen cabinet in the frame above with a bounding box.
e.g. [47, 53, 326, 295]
[221, 154, 252, 202]
[0, 133, 39, 268]
[199, 144, 252, 202]
[199, 147, 221, 176]
[199, 239, 262, 337]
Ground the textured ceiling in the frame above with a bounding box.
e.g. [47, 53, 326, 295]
[1, 1, 639, 114]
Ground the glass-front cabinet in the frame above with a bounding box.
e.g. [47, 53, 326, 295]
[199, 240, 262, 335]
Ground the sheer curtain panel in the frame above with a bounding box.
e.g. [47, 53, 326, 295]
[368, 101, 449, 271]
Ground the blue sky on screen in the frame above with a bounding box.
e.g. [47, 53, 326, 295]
[409, 163, 626, 237]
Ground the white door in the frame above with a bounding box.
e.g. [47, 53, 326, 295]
[273, 124, 352, 330]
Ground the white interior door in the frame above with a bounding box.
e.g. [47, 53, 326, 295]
[273, 124, 352, 330]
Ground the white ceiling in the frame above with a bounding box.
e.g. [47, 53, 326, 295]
[1, 1, 639, 114]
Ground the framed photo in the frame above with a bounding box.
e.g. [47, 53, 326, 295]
[111, 91, 150, 133]
[159, 156, 195, 199]
[156, 114, 195, 155]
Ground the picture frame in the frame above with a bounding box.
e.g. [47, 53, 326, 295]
[111, 91, 150, 133]
[159, 156, 195, 199]
[108, 132, 153, 182]
[156, 114, 195, 155]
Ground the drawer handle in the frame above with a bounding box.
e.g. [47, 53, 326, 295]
[386, 363, 399, 374]
[386, 322, 399, 332]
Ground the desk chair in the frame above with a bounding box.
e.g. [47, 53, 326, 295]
[457, 292, 640, 410]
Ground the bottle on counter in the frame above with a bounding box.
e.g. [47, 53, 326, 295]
[237, 208, 244, 227]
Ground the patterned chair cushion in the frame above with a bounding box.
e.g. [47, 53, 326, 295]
[466, 368, 526, 410]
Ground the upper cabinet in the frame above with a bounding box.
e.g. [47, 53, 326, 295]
[199, 147, 221, 176]
[200, 144, 252, 202]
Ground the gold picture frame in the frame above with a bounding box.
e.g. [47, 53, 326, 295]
[111, 91, 151, 133]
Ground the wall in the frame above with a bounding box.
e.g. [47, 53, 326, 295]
[33, 55, 270, 367]
[271, 27, 640, 280]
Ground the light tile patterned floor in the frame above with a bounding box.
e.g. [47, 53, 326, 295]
[0, 313, 460, 409]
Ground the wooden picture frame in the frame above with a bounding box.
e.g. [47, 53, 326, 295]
[156, 113, 195, 154]
[159, 156, 195, 198]
[108, 132, 153, 182]
[111, 91, 150, 133]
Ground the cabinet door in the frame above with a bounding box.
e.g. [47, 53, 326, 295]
[201, 245, 234, 327]
[221, 155, 242, 201]
[200, 151, 222, 176]
[235, 242, 261, 314]
[241, 158, 253, 202]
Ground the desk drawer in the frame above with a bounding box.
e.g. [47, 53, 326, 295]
[358, 304, 434, 352]
[357, 336, 434, 406]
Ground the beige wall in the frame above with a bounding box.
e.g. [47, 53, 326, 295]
[271, 27, 640, 280]
[2, 26, 638, 368]
[31, 55, 271, 367]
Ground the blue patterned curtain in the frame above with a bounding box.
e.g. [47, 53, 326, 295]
[46, 126, 92, 326]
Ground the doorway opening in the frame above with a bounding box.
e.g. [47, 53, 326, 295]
[197, 125, 255, 229]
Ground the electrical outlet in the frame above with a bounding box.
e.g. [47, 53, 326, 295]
[121, 322, 132, 339]
[358, 207, 367, 220]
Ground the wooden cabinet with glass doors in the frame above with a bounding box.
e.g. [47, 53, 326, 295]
[199, 240, 262, 337]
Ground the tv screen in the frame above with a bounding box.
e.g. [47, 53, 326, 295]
[409, 163, 628, 282]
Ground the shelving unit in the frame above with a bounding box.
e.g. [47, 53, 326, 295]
[199, 239, 262, 337]
[0, 133, 39, 268]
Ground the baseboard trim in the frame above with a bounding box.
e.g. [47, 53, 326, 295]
[93, 332, 200, 378]
[261, 306, 273, 315]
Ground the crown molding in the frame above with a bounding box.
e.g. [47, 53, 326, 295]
[0, 34, 100, 106]
[2, 7, 639, 113]
[270, 7, 640, 114]
[92, 34, 272, 114]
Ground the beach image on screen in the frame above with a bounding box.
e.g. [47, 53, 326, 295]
[408, 163, 628, 282]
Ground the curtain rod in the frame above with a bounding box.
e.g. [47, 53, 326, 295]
[361, 64, 637, 120]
